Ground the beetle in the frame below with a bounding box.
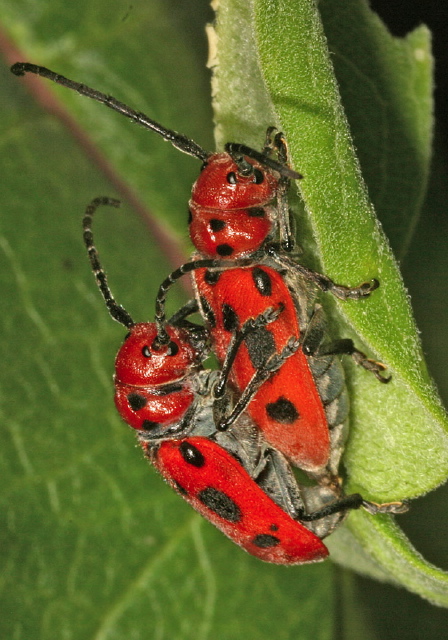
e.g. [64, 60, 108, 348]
[81, 196, 406, 564]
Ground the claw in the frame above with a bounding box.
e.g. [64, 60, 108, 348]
[362, 500, 409, 515]
[332, 278, 380, 300]
[351, 352, 392, 383]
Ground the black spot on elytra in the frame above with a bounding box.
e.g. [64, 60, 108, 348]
[179, 441, 205, 468]
[252, 267, 272, 296]
[222, 303, 239, 333]
[204, 269, 221, 285]
[200, 296, 216, 328]
[198, 487, 242, 523]
[266, 397, 299, 424]
[209, 218, 226, 232]
[252, 533, 281, 548]
[216, 244, 234, 257]
[270, 523, 279, 532]
[245, 326, 276, 369]
[142, 420, 161, 431]
[127, 393, 147, 411]
[248, 207, 265, 217]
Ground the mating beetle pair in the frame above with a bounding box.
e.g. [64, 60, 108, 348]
[11, 62, 407, 564]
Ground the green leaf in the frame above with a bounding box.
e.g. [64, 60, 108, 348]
[212, 0, 448, 602]
[331, 511, 448, 606]
[319, 1, 433, 259]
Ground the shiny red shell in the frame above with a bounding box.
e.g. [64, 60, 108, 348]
[189, 154, 277, 258]
[149, 436, 329, 564]
[114, 323, 197, 431]
[115, 323, 197, 386]
[192, 153, 278, 209]
[194, 266, 330, 472]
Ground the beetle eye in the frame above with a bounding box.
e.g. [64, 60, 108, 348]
[226, 172, 237, 184]
[254, 169, 264, 184]
[167, 341, 179, 356]
[142, 346, 152, 358]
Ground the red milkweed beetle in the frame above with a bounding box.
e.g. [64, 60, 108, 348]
[11, 63, 389, 483]
[186, 129, 391, 483]
[82, 196, 406, 565]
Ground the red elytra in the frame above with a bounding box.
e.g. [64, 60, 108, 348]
[194, 265, 331, 471]
[148, 437, 328, 565]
